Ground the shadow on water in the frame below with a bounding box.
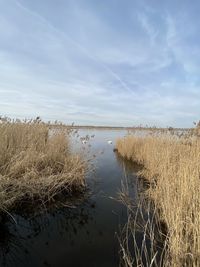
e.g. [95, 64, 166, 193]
[0, 200, 96, 267]
[0, 130, 166, 267]
[115, 153, 167, 267]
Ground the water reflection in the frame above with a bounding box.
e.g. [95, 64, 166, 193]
[115, 153, 167, 267]
[0, 200, 95, 267]
[0, 129, 165, 267]
[0, 215, 24, 266]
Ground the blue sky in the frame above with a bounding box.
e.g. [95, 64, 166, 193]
[0, 0, 200, 127]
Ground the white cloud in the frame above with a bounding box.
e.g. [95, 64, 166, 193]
[0, 0, 200, 127]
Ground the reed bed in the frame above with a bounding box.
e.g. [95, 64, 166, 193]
[0, 118, 86, 212]
[116, 132, 200, 267]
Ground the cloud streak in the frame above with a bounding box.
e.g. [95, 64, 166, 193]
[0, 0, 200, 127]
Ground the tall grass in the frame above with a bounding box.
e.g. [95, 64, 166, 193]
[116, 133, 200, 267]
[0, 118, 86, 211]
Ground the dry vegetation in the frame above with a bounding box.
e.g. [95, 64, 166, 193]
[116, 129, 200, 267]
[0, 117, 86, 212]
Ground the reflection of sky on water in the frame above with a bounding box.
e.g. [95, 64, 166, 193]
[0, 129, 152, 267]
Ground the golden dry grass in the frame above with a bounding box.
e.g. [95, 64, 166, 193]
[0, 118, 86, 211]
[116, 133, 200, 267]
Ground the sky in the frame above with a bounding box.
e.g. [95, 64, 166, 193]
[0, 0, 200, 127]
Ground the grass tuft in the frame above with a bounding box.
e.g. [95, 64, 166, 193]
[116, 132, 200, 267]
[0, 118, 86, 211]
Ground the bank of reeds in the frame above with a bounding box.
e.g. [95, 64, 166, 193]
[116, 133, 200, 267]
[0, 118, 86, 212]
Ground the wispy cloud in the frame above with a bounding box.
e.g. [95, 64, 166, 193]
[0, 0, 200, 126]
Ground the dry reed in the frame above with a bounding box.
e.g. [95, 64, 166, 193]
[116, 132, 200, 267]
[0, 118, 86, 211]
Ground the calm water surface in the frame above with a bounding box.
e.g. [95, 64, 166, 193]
[0, 130, 140, 267]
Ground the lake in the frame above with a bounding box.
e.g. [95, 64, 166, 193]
[0, 129, 150, 267]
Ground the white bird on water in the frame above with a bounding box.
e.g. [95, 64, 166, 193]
[107, 140, 112, 145]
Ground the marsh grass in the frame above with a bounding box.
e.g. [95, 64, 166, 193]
[118, 163, 168, 267]
[0, 118, 86, 212]
[116, 132, 200, 266]
[119, 198, 168, 267]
